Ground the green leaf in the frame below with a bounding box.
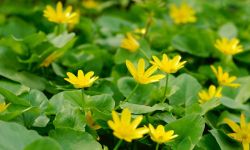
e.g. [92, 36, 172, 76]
[0, 86, 29, 106]
[85, 94, 115, 122]
[153, 112, 176, 123]
[0, 47, 48, 90]
[220, 97, 249, 111]
[176, 137, 193, 150]
[185, 103, 202, 115]
[0, 80, 30, 96]
[47, 32, 75, 48]
[48, 90, 114, 125]
[53, 105, 86, 131]
[17, 89, 50, 127]
[20, 89, 49, 110]
[196, 134, 220, 150]
[96, 15, 134, 35]
[0, 121, 41, 150]
[120, 102, 172, 114]
[24, 137, 62, 150]
[200, 98, 221, 115]
[85, 94, 115, 112]
[32, 115, 50, 127]
[218, 22, 237, 39]
[48, 90, 114, 114]
[235, 50, 250, 63]
[49, 128, 102, 150]
[47, 90, 83, 114]
[210, 129, 241, 150]
[0, 37, 27, 55]
[23, 31, 47, 49]
[0, 17, 36, 38]
[169, 74, 202, 106]
[171, 31, 211, 57]
[235, 76, 250, 103]
[61, 45, 107, 74]
[165, 114, 205, 149]
[216, 111, 239, 126]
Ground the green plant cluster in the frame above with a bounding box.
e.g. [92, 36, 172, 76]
[0, 0, 250, 150]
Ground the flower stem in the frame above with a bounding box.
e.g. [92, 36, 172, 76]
[143, 11, 154, 38]
[161, 73, 169, 103]
[115, 83, 139, 110]
[114, 139, 123, 150]
[155, 143, 160, 150]
[124, 83, 139, 103]
[81, 88, 85, 108]
[139, 48, 151, 61]
[56, 23, 66, 35]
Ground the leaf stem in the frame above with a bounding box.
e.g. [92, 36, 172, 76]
[143, 12, 154, 38]
[161, 73, 169, 103]
[114, 139, 123, 150]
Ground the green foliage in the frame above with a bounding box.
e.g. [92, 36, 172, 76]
[0, 0, 249, 149]
[49, 129, 102, 150]
[0, 121, 41, 150]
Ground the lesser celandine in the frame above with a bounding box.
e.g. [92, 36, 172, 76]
[43, 1, 79, 25]
[151, 54, 186, 102]
[0, 102, 10, 113]
[214, 37, 243, 56]
[148, 124, 178, 150]
[107, 108, 149, 149]
[198, 85, 222, 104]
[210, 65, 240, 88]
[169, 2, 196, 24]
[224, 114, 250, 150]
[64, 70, 98, 89]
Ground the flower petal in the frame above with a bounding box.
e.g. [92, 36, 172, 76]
[77, 70, 85, 79]
[112, 110, 120, 124]
[85, 71, 94, 79]
[131, 115, 143, 129]
[224, 118, 240, 132]
[137, 58, 145, 76]
[144, 65, 158, 77]
[240, 113, 246, 129]
[121, 108, 131, 125]
[126, 60, 137, 78]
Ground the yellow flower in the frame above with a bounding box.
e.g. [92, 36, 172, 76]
[169, 3, 196, 24]
[82, 0, 99, 9]
[40, 51, 63, 67]
[107, 108, 149, 142]
[86, 111, 101, 130]
[64, 70, 99, 88]
[0, 102, 10, 113]
[120, 33, 140, 52]
[224, 114, 250, 150]
[134, 28, 146, 35]
[214, 38, 243, 55]
[148, 124, 178, 144]
[198, 85, 222, 104]
[151, 54, 187, 74]
[211, 65, 240, 88]
[43, 1, 79, 25]
[126, 59, 165, 84]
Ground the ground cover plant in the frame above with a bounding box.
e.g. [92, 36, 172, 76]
[0, 0, 250, 149]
